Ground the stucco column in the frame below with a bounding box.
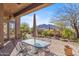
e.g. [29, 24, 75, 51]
[15, 16, 20, 39]
[0, 4, 4, 46]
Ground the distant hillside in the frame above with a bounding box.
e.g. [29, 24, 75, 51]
[37, 24, 59, 30]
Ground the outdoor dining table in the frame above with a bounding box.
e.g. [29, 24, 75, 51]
[22, 39, 50, 55]
[22, 39, 50, 48]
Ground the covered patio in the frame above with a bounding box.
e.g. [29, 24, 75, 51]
[0, 3, 51, 46]
[0, 3, 79, 56]
[0, 3, 52, 56]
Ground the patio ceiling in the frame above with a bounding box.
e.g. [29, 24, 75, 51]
[13, 3, 52, 17]
[3, 3, 52, 20]
[4, 3, 32, 16]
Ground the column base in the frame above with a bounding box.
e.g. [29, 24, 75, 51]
[0, 43, 4, 49]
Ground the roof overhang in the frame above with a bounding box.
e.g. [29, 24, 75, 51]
[13, 3, 52, 17]
[3, 3, 52, 21]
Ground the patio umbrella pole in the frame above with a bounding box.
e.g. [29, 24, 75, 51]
[33, 14, 37, 45]
[34, 37, 36, 45]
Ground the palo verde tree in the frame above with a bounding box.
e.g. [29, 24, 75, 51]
[51, 4, 79, 38]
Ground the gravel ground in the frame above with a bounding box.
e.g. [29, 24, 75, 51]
[49, 37, 79, 56]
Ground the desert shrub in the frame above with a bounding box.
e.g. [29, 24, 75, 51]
[42, 30, 49, 37]
[41, 29, 55, 37]
[54, 30, 61, 37]
[47, 30, 54, 37]
[37, 29, 44, 36]
[20, 31, 28, 40]
[61, 28, 74, 39]
[20, 23, 30, 33]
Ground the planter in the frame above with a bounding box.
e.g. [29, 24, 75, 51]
[64, 45, 73, 56]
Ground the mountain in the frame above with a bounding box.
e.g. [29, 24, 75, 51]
[37, 24, 59, 30]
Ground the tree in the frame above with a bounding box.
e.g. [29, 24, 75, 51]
[20, 23, 30, 39]
[53, 21, 65, 30]
[20, 23, 30, 32]
[51, 4, 79, 38]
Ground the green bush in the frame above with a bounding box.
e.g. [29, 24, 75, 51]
[42, 30, 49, 37]
[61, 28, 74, 39]
[47, 30, 54, 37]
[20, 23, 30, 33]
[41, 29, 54, 37]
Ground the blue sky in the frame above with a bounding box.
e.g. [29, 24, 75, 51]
[20, 3, 64, 27]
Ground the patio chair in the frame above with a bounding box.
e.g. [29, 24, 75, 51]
[16, 42, 28, 56]
[16, 42, 38, 56]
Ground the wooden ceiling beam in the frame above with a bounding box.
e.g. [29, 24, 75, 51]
[13, 3, 43, 17]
